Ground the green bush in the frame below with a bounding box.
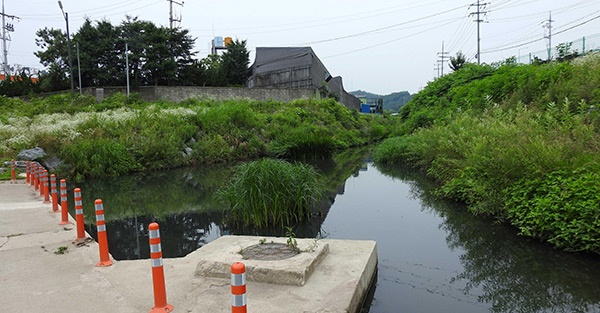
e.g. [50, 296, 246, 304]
[60, 138, 139, 179]
[216, 159, 323, 228]
[376, 99, 599, 207]
[506, 167, 600, 253]
[2, 96, 401, 175]
[267, 125, 336, 158]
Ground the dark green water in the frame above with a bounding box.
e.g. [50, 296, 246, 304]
[71, 153, 600, 313]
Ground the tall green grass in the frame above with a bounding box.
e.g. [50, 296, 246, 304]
[1, 96, 400, 178]
[375, 99, 600, 252]
[60, 138, 140, 179]
[216, 159, 323, 228]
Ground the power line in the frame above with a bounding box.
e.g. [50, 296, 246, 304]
[298, 4, 466, 46]
[322, 18, 460, 59]
[192, 0, 449, 34]
[481, 13, 600, 54]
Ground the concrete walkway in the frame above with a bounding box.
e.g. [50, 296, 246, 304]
[0, 180, 377, 313]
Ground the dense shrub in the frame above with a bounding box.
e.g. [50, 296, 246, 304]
[375, 54, 600, 253]
[1, 96, 398, 177]
[506, 167, 600, 253]
[60, 138, 139, 179]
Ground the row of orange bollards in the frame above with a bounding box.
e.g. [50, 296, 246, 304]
[20, 160, 248, 313]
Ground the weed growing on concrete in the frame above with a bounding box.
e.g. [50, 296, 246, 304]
[285, 226, 298, 252]
[303, 239, 320, 253]
[54, 246, 68, 254]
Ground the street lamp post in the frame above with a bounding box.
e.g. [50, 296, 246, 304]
[58, 1, 74, 99]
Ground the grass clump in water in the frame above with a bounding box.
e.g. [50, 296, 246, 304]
[217, 159, 322, 228]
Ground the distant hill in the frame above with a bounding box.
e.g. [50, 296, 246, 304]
[350, 90, 412, 112]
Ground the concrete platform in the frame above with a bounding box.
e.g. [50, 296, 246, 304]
[0, 181, 378, 313]
[195, 236, 330, 286]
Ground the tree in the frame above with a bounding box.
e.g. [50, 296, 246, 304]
[449, 51, 467, 72]
[198, 54, 224, 86]
[73, 18, 123, 87]
[221, 39, 250, 86]
[35, 17, 197, 89]
[556, 42, 578, 62]
[34, 28, 70, 91]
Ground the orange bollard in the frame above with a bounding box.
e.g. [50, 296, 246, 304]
[148, 222, 173, 313]
[30, 163, 36, 187]
[42, 170, 50, 203]
[50, 174, 59, 212]
[35, 165, 41, 191]
[39, 167, 45, 197]
[74, 188, 86, 241]
[25, 161, 30, 184]
[59, 179, 70, 225]
[231, 262, 247, 313]
[10, 159, 16, 183]
[94, 199, 113, 267]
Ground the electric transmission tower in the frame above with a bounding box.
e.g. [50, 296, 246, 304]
[437, 41, 449, 77]
[469, 0, 488, 65]
[1, 0, 19, 79]
[168, 0, 184, 29]
[543, 11, 554, 61]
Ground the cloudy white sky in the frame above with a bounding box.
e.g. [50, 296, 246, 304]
[3, 0, 600, 94]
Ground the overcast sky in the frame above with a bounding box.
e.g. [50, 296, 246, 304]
[3, 0, 600, 94]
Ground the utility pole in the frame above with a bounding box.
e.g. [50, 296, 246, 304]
[58, 1, 74, 98]
[1, 0, 19, 80]
[125, 43, 130, 97]
[437, 41, 449, 77]
[543, 11, 554, 61]
[76, 42, 81, 94]
[469, 0, 487, 65]
[433, 63, 441, 80]
[168, 0, 184, 29]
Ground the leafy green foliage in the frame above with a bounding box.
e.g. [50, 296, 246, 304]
[1, 96, 398, 177]
[221, 39, 251, 86]
[506, 168, 600, 253]
[375, 54, 600, 253]
[0, 72, 42, 96]
[449, 51, 466, 71]
[216, 159, 323, 228]
[60, 138, 139, 179]
[34, 17, 197, 93]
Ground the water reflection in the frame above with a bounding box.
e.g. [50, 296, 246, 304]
[376, 163, 600, 313]
[75, 149, 368, 259]
[72, 153, 600, 313]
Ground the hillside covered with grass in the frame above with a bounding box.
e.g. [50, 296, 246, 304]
[0, 94, 399, 180]
[375, 54, 600, 254]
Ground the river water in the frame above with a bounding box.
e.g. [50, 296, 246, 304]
[74, 154, 600, 313]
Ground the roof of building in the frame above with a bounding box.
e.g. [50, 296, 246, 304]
[252, 47, 328, 75]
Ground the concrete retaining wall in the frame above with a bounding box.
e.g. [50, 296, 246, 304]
[82, 86, 317, 104]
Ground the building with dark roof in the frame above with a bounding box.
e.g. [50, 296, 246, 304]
[248, 47, 360, 110]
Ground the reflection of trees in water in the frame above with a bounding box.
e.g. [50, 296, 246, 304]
[82, 150, 369, 259]
[86, 211, 224, 259]
[376, 163, 600, 313]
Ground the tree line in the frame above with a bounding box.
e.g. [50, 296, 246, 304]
[0, 17, 250, 96]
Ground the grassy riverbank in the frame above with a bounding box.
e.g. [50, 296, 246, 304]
[0, 94, 397, 180]
[375, 54, 600, 254]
